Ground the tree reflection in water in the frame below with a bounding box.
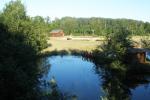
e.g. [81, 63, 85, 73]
[40, 76, 78, 100]
[39, 57, 78, 100]
[94, 62, 150, 100]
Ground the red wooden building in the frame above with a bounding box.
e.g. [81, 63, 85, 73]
[50, 29, 64, 37]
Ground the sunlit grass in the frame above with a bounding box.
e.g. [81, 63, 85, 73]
[42, 37, 102, 53]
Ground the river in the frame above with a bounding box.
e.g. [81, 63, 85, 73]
[40, 55, 150, 100]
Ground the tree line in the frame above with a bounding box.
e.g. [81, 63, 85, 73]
[50, 17, 150, 36]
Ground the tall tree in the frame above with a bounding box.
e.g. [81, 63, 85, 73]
[2, 0, 26, 32]
[0, 1, 48, 99]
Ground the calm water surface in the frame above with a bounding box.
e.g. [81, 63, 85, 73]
[41, 55, 150, 100]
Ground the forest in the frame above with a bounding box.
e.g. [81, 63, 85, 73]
[50, 17, 150, 36]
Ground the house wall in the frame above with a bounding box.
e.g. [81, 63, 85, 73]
[50, 32, 64, 37]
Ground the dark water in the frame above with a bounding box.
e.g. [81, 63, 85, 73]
[41, 55, 150, 100]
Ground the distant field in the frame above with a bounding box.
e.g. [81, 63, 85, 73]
[42, 36, 150, 53]
[42, 37, 102, 52]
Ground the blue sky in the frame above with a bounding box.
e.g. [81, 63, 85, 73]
[0, 0, 150, 22]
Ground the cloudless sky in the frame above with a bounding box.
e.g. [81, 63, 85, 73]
[0, 0, 150, 22]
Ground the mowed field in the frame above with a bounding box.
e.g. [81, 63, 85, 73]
[42, 37, 102, 52]
[42, 36, 150, 53]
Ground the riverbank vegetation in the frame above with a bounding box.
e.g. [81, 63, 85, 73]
[0, 0, 48, 99]
[92, 27, 131, 70]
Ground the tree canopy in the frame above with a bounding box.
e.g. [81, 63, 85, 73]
[50, 17, 150, 36]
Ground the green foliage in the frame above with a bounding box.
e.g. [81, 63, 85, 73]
[2, 0, 26, 32]
[0, 0, 49, 99]
[50, 17, 150, 36]
[110, 60, 126, 71]
[0, 23, 40, 99]
[100, 28, 131, 61]
[19, 17, 48, 52]
[92, 27, 131, 72]
[141, 36, 150, 49]
[1, 0, 48, 53]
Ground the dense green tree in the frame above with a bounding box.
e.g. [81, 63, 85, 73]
[0, 0, 49, 99]
[144, 22, 150, 33]
[1, 0, 48, 53]
[2, 0, 26, 32]
[100, 27, 131, 60]
[92, 27, 131, 70]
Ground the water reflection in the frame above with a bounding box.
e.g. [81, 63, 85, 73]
[41, 56, 102, 100]
[98, 63, 150, 100]
[41, 55, 150, 100]
[99, 66, 131, 100]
